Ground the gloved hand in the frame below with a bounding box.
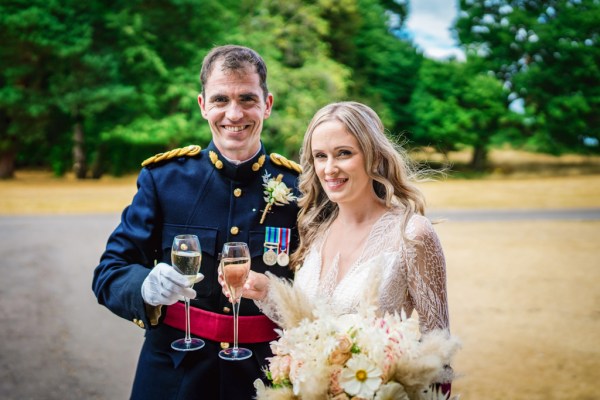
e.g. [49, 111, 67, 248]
[141, 262, 203, 306]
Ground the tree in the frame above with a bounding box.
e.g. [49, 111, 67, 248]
[48, 10, 137, 178]
[320, 0, 421, 134]
[241, 0, 418, 155]
[410, 58, 509, 170]
[456, 0, 600, 154]
[0, 0, 86, 178]
[0, 0, 424, 176]
[93, 0, 240, 175]
[208, 0, 350, 159]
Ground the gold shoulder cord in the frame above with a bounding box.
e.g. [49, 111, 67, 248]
[141, 145, 202, 167]
[270, 153, 302, 173]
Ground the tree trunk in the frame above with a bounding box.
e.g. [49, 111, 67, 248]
[90, 145, 104, 179]
[470, 144, 488, 171]
[72, 119, 87, 179]
[0, 112, 16, 179]
[0, 149, 16, 179]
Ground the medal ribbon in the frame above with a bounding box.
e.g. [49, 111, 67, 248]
[278, 228, 290, 256]
[264, 227, 279, 253]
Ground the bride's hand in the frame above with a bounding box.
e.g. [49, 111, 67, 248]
[218, 270, 269, 301]
[242, 271, 270, 301]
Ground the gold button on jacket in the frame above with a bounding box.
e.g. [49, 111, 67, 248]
[233, 188, 242, 197]
[230, 226, 239, 235]
[220, 342, 230, 349]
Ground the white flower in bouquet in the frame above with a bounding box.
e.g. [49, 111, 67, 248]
[374, 382, 410, 400]
[340, 353, 383, 397]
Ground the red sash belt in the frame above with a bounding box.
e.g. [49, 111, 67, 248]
[163, 302, 280, 343]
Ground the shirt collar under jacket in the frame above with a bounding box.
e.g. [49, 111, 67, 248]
[207, 141, 266, 182]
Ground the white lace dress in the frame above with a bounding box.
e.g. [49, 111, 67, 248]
[262, 208, 450, 334]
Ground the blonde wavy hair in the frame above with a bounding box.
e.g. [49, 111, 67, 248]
[290, 101, 429, 269]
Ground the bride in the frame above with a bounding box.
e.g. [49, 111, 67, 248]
[223, 101, 452, 394]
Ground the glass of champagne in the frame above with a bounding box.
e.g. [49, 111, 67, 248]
[219, 242, 252, 361]
[170, 234, 205, 351]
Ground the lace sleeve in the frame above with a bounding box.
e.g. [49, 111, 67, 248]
[254, 289, 282, 325]
[404, 215, 450, 334]
[253, 272, 285, 326]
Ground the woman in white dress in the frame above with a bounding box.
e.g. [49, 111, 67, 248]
[225, 101, 452, 393]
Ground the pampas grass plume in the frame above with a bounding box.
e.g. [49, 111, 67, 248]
[264, 273, 316, 329]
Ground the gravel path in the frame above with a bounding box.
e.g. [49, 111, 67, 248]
[0, 214, 142, 400]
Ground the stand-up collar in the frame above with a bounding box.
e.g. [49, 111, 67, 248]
[206, 141, 266, 181]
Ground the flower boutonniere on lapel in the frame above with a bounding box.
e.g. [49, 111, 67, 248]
[260, 171, 297, 224]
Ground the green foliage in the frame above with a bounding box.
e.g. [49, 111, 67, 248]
[410, 59, 470, 153]
[217, 0, 351, 158]
[0, 0, 420, 177]
[264, 58, 350, 158]
[410, 58, 510, 169]
[456, 0, 600, 154]
[4, 0, 596, 178]
[322, 0, 421, 134]
[0, 0, 82, 176]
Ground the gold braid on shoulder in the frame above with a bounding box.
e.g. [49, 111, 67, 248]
[270, 153, 302, 173]
[141, 145, 202, 167]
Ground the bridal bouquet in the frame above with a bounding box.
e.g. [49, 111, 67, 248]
[254, 276, 460, 400]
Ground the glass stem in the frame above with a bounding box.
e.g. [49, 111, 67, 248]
[184, 297, 191, 343]
[232, 300, 240, 351]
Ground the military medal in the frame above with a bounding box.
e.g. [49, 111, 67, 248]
[263, 227, 279, 266]
[263, 249, 277, 266]
[276, 252, 289, 267]
[277, 228, 291, 267]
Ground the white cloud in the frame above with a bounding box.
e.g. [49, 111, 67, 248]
[405, 0, 465, 60]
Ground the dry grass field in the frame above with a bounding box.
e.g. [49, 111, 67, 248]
[1, 149, 599, 399]
[2, 170, 600, 214]
[2, 149, 599, 214]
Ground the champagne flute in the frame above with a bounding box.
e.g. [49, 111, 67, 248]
[170, 234, 205, 351]
[219, 242, 252, 361]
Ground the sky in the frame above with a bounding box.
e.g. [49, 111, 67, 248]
[405, 0, 465, 60]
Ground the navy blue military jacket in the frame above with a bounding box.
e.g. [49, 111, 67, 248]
[92, 142, 300, 330]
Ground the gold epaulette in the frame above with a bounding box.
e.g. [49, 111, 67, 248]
[270, 153, 302, 174]
[141, 145, 202, 167]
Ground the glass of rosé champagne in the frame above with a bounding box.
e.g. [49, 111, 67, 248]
[219, 242, 252, 361]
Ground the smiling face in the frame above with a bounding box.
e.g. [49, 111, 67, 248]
[311, 120, 373, 206]
[198, 61, 273, 161]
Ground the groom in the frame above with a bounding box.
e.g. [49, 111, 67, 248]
[92, 45, 301, 399]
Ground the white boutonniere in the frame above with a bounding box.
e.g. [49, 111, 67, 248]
[260, 172, 297, 224]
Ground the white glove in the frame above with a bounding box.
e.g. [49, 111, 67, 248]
[141, 262, 201, 306]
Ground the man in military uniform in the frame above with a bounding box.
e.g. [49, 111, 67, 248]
[92, 45, 302, 399]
